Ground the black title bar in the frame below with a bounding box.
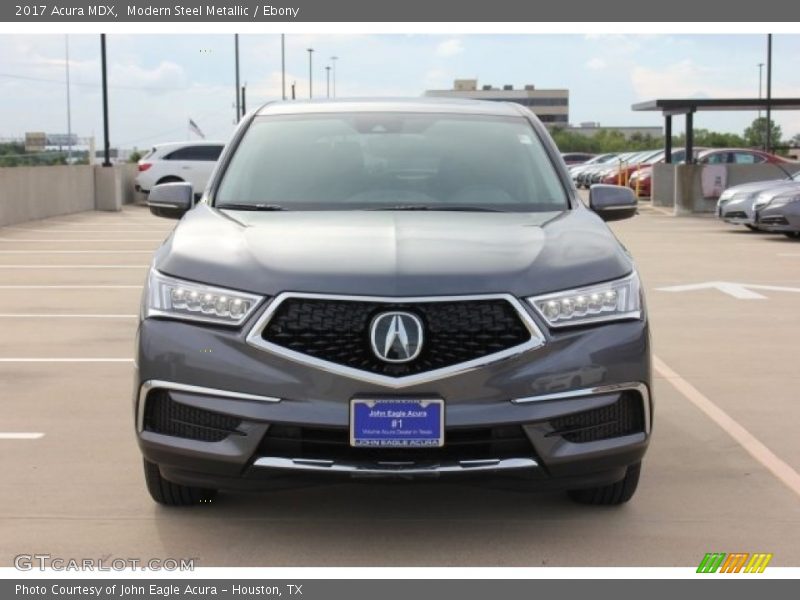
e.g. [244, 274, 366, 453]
[3, 0, 800, 22]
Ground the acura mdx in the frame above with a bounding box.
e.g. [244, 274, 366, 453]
[136, 99, 652, 506]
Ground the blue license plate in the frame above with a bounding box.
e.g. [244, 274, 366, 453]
[350, 399, 444, 448]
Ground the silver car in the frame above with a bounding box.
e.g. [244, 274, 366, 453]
[754, 187, 800, 238]
[717, 171, 800, 229]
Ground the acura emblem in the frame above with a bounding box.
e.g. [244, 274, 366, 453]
[370, 311, 424, 363]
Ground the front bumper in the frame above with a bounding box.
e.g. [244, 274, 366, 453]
[718, 197, 756, 225]
[134, 312, 652, 491]
[755, 204, 800, 233]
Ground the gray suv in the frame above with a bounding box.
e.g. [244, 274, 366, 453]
[137, 99, 652, 507]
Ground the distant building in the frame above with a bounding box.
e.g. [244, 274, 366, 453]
[424, 79, 569, 127]
[566, 123, 663, 140]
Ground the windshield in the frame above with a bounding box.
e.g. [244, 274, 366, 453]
[215, 112, 569, 212]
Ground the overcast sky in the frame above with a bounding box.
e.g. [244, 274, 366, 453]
[1, 33, 799, 149]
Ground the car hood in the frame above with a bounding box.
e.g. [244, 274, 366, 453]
[154, 204, 633, 297]
[755, 181, 800, 200]
[723, 178, 791, 198]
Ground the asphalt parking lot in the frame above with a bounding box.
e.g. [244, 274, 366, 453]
[1, 203, 799, 567]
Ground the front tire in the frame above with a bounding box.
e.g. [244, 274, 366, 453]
[568, 462, 641, 506]
[784, 232, 800, 239]
[143, 459, 217, 506]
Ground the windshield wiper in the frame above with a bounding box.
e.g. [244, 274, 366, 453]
[367, 205, 506, 212]
[215, 203, 287, 211]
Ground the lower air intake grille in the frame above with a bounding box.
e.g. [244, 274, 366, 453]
[548, 391, 645, 443]
[143, 390, 242, 442]
[759, 216, 789, 225]
[259, 424, 534, 462]
[724, 211, 748, 219]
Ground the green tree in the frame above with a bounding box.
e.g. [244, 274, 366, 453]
[743, 117, 782, 149]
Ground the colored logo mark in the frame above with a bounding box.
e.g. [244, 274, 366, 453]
[697, 552, 773, 573]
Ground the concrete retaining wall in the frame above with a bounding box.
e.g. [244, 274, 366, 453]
[651, 163, 675, 208]
[0, 165, 96, 226]
[651, 163, 796, 214]
[0, 164, 137, 227]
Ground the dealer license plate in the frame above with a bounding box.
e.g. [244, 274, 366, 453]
[350, 399, 444, 448]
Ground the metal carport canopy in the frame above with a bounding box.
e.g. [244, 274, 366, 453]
[631, 97, 800, 163]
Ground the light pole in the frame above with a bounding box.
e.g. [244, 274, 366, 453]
[307, 48, 314, 98]
[100, 34, 111, 167]
[326, 66, 331, 98]
[235, 34, 241, 121]
[281, 34, 286, 100]
[765, 34, 772, 154]
[330, 55, 338, 98]
[758, 63, 764, 150]
[65, 34, 72, 163]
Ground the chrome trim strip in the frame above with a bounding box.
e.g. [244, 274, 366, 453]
[136, 379, 281, 433]
[511, 381, 651, 434]
[245, 292, 546, 389]
[253, 456, 538, 475]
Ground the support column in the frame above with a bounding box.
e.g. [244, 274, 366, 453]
[684, 111, 694, 164]
[664, 115, 673, 163]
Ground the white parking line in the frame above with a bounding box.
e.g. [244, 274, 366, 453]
[0, 285, 142, 289]
[4, 229, 169, 233]
[0, 358, 134, 362]
[0, 314, 137, 318]
[0, 433, 45, 440]
[0, 251, 154, 254]
[0, 239, 163, 243]
[0, 265, 149, 269]
[654, 355, 800, 499]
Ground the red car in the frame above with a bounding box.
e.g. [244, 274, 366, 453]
[629, 148, 794, 198]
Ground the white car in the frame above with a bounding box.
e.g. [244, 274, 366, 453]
[135, 141, 225, 197]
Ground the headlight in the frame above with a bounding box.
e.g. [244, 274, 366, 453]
[765, 194, 800, 208]
[718, 189, 736, 202]
[144, 269, 264, 326]
[528, 272, 642, 328]
[753, 194, 773, 211]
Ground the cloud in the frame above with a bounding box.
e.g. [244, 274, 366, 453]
[435, 39, 464, 58]
[586, 57, 606, 71]
[630, 59, 751, 100]
[109, 61, 189, 93]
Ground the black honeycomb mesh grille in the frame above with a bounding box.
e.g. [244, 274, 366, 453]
[143, 390, 242, 442]
[548, 391, 645, 443]
[262, 297, 532, 377]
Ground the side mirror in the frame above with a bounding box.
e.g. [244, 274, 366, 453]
[589, 184, 638, 222]
[147, 182, 194, 219]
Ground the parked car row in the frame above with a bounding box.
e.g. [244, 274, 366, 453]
[629, 148, 793, 198]
[716, 169, 800, 238]
[567, 147, 792, 197]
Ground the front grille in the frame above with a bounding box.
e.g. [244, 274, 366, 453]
[261, 297, 531, 377]
[259, 424, 534, 462]
[724, 211, 748, 219]
[143, 390, 243, 442]
[547, 391, 645, 443]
